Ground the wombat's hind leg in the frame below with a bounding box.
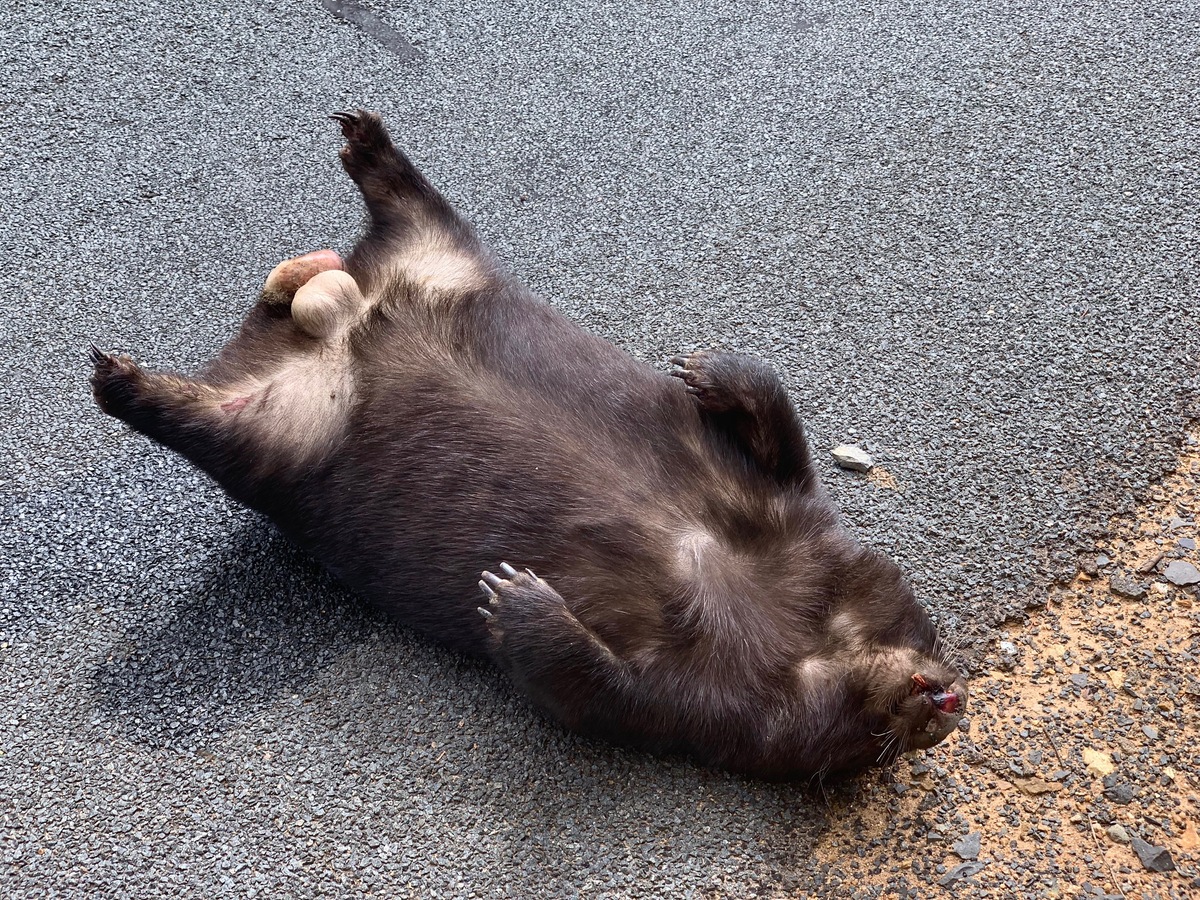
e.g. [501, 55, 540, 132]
[91, 347, 220, 429]
[91, 347, 244, 483]
[331, 110, 455, 231]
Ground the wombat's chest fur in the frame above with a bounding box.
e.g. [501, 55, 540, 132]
[91, 111, 966, 779]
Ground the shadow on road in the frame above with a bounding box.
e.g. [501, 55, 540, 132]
[90, 520, 384, 750]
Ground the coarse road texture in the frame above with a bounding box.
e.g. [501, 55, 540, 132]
[2, 1, 1198, 897]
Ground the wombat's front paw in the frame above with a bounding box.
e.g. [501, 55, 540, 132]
[89, 346, 145, 419]
[670, 350, 741, 413]
[477, 562, 565, 642]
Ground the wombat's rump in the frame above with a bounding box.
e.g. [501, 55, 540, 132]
[91, 111, 966, 779]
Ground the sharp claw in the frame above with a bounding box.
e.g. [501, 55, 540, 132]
[499, 562, 518, 578]
[329, 112, 359, 135]
[478, 578, 498, 599]
[669, 356, 689, 367]
[477, 606, 493, 619]
[524, 567, 538, 580]
[481, 571, 503, 590]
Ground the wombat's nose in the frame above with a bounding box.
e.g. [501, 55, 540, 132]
[932, 690, 959, 714]
[938, 679, 968, 718]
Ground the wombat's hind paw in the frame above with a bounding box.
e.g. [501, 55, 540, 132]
[329, 110, 396, 180]
[88, 343, 108, 370]
[89, 346, 143, 419]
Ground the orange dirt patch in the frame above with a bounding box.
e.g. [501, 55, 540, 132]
[810, 430, 1200, 898]
[865, 467, 901, 492]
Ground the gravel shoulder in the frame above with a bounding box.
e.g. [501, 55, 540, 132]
[816, 429, 1200, 898]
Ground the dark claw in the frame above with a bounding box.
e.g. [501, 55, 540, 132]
[329, 112, 362, 137]
[669, 355, 690, 368]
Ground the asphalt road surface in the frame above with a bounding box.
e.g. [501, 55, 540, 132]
[3, 1, 1197, 897]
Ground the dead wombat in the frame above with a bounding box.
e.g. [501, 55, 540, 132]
[91, 111, 965, 779]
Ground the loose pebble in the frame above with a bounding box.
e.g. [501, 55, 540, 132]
[831, 444, 874, 473]
[1130, 836, 1175, 873]
[1162, 561, 1200, 586]
[952, 832, 981, 860]
[1108, 576, 1146, 600]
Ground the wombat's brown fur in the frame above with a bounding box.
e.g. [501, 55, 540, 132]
[91, 111, 966, 779]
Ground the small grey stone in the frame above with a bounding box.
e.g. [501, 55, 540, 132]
[1104, 783, 1135, 805]
[1070, 673, 1089, 688]
[952, 831, 981, 860]
[1179, 537, 1197, 551]
[1162, 561, 1200, 586]
[1095, 553, 1112, 568]
[830, 444, 873, 472]
[1008, 758, 1032, 776]
[1108, 575, 1146, 600]
[1106, 824, 1131, 844]
[937, 861, 986, 887]
[1142, 724, 1158, 740]
[1130, 836, 1175, 873]
[997, 640, 1019, 671]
